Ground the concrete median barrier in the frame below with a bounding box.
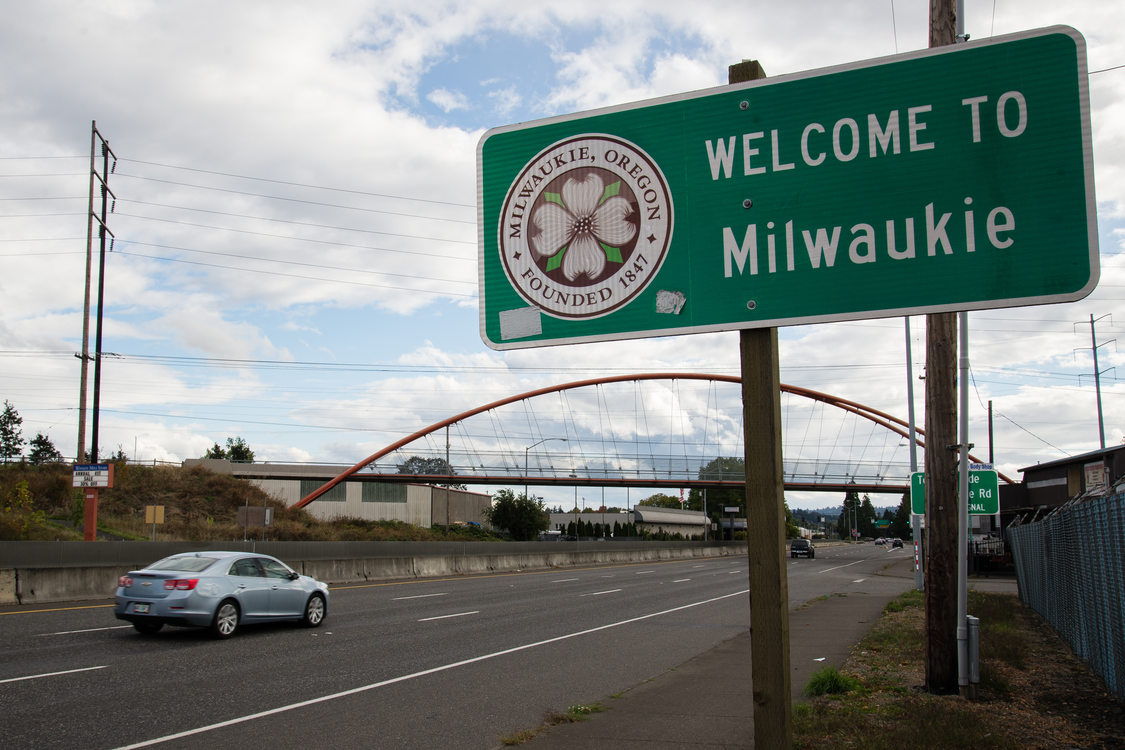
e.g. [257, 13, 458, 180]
[0, 541, 742, 605]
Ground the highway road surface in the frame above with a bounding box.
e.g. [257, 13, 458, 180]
[0, 543, 912, 749]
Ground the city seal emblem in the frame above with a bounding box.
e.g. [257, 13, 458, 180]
[498, 134, 673, 319]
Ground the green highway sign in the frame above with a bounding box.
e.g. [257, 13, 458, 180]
[911, 468, 1000, 516]
[478, 27, 1096, 349]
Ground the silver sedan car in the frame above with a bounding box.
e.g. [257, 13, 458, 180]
[114, 551, 329, 638]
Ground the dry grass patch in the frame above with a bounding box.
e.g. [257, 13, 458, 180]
[793, 588, 1125, 749]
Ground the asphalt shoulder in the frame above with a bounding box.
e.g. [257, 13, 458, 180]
[515, 558, 917, 749]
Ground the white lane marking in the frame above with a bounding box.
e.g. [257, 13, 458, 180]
[417, 611, 479, 622]
[392, 593, 448, 601]
[728, 570, 741, 575]
[853, 579, 867, 584]
[110, 590, 749, 750]
[634, 570, 655, 575]
[817, 560, 866, 574]
[0, 665, 107, 684]
[582, 589, 622, 597]
[672, 579, 691, 583]
[37, 625, 132, 637]
[551, 578, 580, 583]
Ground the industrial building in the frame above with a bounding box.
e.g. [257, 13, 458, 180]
[184, 459, 492, 527]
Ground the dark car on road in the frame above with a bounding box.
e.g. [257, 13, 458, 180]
[115, 551, 329, 638]
[790, 538, 815, 559]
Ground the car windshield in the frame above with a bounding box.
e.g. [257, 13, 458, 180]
[147, 555, 219, 573]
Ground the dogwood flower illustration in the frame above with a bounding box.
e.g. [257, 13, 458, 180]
[531, 173, 637, 281]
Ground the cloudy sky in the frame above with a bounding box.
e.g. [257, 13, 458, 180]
[2, 1, 1124, 510]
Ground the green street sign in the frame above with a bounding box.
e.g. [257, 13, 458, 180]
[478, 27, 1096, 350]
[911, 468, 1000, 515]
[911, 472, 926, 515]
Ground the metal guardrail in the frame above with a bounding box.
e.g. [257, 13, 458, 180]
[1007, 492, 1125, 701]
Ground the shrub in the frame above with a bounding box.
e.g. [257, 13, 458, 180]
[803, 666, 861, 697]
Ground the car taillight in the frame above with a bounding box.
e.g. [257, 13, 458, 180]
[163, 578, 199, 590]
[119, 576, 133, 588]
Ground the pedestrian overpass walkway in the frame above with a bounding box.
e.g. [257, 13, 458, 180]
[295, 373, 1010, 508]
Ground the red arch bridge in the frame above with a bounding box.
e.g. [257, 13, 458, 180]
[295, 373, 1013, 509]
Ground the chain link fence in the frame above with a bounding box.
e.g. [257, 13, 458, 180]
[1007, 492, 1125, 701]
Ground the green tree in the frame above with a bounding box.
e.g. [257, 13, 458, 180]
[226, 437, 254, 462]
[0, 400, 24, 460]
[397, 455, 466, 490]
[686, 456, 746, 526]
[204, 437, 254, 462]
[784, 501, 800, 538]
[481, 488, 549, 541]
[891, 491, 913, 539]
[637, 492, 682, 509]
[836, 488, 862, 539]
[28, 434, 63, 464]
[859, 494, 878, 537]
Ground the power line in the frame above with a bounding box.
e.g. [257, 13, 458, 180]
[112, 249, 477, 296]
[125, 196, 475, 227]
[116, 211, 473, 246]
[126, 237, 468, 263]
[113, 172, 473, 221]
[121, 241, 473, 283]
[118, 157, 475, 209]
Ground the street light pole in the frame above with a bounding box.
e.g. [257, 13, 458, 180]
[525, 437, 567, 500]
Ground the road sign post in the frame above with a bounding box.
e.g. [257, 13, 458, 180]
[479, 27, 1095, 350]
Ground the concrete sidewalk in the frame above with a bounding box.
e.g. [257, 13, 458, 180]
[516, 561, 1018, 749]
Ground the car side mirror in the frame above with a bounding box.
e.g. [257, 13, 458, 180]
[289, 571, 299, 580]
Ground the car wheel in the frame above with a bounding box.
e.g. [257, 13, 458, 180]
[302, 593, 326, 628]
[210, 600, 240, 639]
[810, 552, 815, 559]
[133, 620, 163, 635]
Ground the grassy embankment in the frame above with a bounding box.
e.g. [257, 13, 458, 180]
[0, 462, 498, 542]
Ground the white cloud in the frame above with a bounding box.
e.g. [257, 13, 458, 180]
[486, 86, 521, 117]
[1, 1, 1123, 512]
[427, 88, 470, 112]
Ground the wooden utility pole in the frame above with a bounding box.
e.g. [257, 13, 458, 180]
[924, 0, 960, 694]
[730, 58, 792, 748]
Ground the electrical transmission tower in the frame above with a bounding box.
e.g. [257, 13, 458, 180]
[76, 121, 116, 462]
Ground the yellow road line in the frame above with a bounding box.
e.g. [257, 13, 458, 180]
[0, 603, 114, 616]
